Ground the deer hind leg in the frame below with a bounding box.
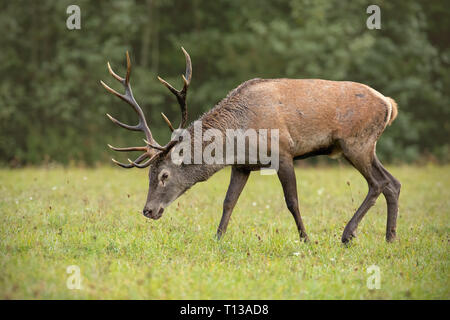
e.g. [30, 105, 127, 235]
[340, 142, 390, 243]
[373, 156, 401, 242]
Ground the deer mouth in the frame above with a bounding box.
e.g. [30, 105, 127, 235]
[154, 207, 164, 219]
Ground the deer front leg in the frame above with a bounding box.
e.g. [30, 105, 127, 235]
[216, 167, 250, 239]
[277, 158, 309, 242]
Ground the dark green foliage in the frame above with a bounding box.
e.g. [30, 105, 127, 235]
[0, 0, 448, 165]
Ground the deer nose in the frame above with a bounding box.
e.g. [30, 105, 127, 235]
[143, 208, 153, 218]
[143, 206, 164, 220]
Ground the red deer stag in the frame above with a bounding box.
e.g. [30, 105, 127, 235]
[101, 48, 400, 243]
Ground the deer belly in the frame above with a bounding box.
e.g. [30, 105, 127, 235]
[290, 131, 337, 159]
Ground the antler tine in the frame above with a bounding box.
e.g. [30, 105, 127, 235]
[181, 46, 192, 89]
[143, 139, 167, 151]
[107, 144, 147, 152]
[125, 51, 131, 85]
[107, 62, 124, 82]
[157, 76, 179, 96]
[144, 139, 178, 153]
[177, 47, 191, 129]
[111, 158, 134, 168]
[157, 47, 192, 131]
[106, 113, 141, 131]
[100, 81, 125, 102]
[111, 152, 149, 169]
[160, 113, 174, 132]
[127, 152, 161, 168]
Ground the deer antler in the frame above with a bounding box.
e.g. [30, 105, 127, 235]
[157, 47, 192, 134]
[101, 48, 193, 167]
[101, 51, 161, 168]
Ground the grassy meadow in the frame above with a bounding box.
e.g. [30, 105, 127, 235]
[0, 164, 448, 299]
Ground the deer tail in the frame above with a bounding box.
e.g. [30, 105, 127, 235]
[387, 97, 398, 126]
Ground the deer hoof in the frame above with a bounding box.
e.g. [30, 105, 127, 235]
[386, 232, 396, 242]
[300, 235, 309, 243]
[341, 231, 356, 244]
[215, 231, 224, 241]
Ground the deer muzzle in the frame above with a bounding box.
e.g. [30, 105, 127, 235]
[143, 206, 164, 220]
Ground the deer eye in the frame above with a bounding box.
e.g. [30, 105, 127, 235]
[159, 171, 169, 186]
[159, 171, 170, 182]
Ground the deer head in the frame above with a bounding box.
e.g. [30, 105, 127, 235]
[101, 48, 195, 219]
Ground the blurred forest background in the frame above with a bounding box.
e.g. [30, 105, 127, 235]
[0, 0, 448, 166]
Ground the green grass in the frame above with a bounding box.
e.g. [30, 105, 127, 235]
[0, 164, 449, 299]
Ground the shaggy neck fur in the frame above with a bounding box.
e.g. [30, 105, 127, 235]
[179, 79, 265, 181]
